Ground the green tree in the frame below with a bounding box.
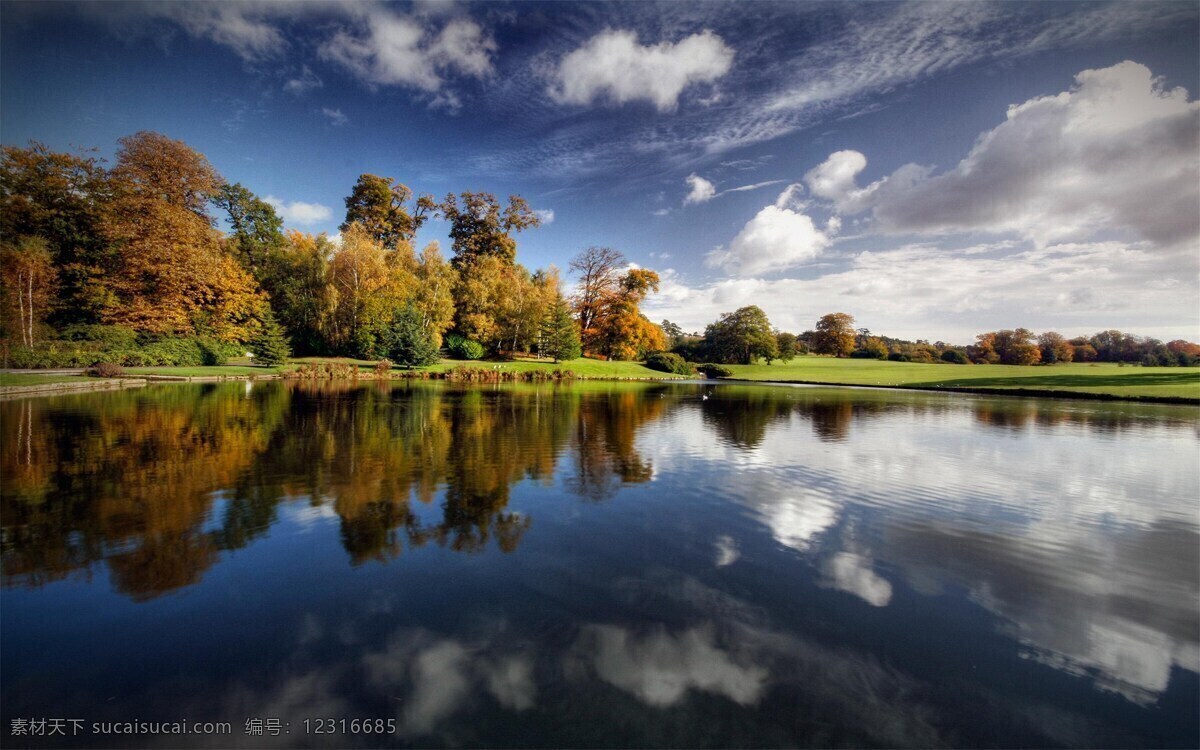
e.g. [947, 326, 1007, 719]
[383, 304, 439, 368]
[250, 310, 291, 366]
[704, 306, 779, 364]
[215, 183, 285, 276]
[440, 192, 541, 268]
[341, 174, 434, 251]
[775, 331, 799, 362]
[813, 313, 856, 357]
[540, 293, 582, 363]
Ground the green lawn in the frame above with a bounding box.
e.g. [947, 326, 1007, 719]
[722, 357, 1200, 401]
[125, 364, 281, 378]
[0, 373, 92, 387]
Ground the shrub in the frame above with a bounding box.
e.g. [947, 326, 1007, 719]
[888, 352, 910, 362]
[374, 359, 393, 377]
[59, 324, 139, 349]
[697, 363, 733, 378]
[645, 351, 696, 375]
[446, 334, 485, 360]
[88, 362, 125, 378]
[940, 349, 970, 364]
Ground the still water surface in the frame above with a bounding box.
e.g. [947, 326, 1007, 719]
[2, 380, 1198, 747]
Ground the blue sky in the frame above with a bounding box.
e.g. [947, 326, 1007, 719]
[3, 1, 1198, 341]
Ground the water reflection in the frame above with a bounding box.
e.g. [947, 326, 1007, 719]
[2, 381, 1197, 747]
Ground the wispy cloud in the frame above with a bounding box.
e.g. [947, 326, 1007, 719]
[320, 107, 349, 126]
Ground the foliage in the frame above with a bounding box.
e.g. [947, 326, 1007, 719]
[440, 192, 540, 268]
[341, 174, 434, 251]
[645, 352, 695, 375]
[775, 331, 799, 362]
[446, 333, 486, 360]
[704, 306, 778, 364]
[250, 311, 291, 367]
[852, 336, 888, 359]
[1, 235, 57, 346]
[1037, 331, 1074, 364]
[940, 349, 970, 364]
[697, 364, 733, 378]
[539, 294, 582, 363]
[87, 362, 125, 378]
[813, 313, 856, 357]
[215, 182, 284, 275]
[383, 305, 439, 368]
[374, 359, 393, 376]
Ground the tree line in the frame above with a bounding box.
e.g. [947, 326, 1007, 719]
[0, 133, 669, 368]
[661, 308, 1199, 368]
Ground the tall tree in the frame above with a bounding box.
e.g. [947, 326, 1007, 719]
[569, 246, 626, 345]
[540, 293, 582, 363]
[0, 142, 113, 324]
[704, 306, 779, 365]
[326, 224, 394, 357]
[261, 230, 336, 354]
[439, 192, 541, 268]
[593, 268, 665, 360]
[215, 183, 285, 276]
[813, 313, 856, 357]
[341, 174, 434, 251]
[102, 131, 264, 337]
[411, 242, 458, 348]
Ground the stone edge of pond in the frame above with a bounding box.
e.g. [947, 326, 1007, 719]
[0, 378, 148, 399]
[717, 377, 1200, 406]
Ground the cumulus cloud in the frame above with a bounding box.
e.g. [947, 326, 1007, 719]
[809, 62, 1200, 248]
[320, 107, 348, 126]
[550, 29, 734, 111]
[706, 185, 838, 275]
[683, 174, 716, 205]
[319, 11, 495, 94]
[265, 195, 333, 226]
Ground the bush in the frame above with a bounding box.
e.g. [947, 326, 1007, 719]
[87, 362, 125, 378]
[446, 334, 485, 360]
[940, 349, 970, 364]
[374, 359, 393, 377]
[645, 351, 696, 375]
[850, 349, 883, 359]
[697, 363, 733, 378]
[59, 324, 139, 349]
[888, 352, 910, 362]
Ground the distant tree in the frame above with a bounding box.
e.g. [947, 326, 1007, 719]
[540, 293, 582, 363]
[341, 174, 434, 251]
[852, 336, 888, 359]
[440, 192, 540, 268]
[661, 319, 685, 348]
[989, 329, 1041, 365]
[775, 331, 799, 362]
[250, 310, 291, 366]
[595, 268, 666, 360]
[215, 182, 285, 275]
[813, 313, 856, 357]
[968, 332, 1000, 364]
[705, 306, 778, 364]
[1037, 331, 1074, 364]
[383, 304, 439, 368]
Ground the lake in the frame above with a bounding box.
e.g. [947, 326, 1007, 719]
[2, 380, 1197, 748]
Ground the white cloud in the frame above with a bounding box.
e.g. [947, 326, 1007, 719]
[683, 174, 716, 205]
[705, 185, 837, 276]
[320, 107, 348, 126]
[811, 62, 1200, 249]
[533, 209, 555, 225]
[283, 65, 323, 96]
[646, 239, 1200, 342]
[319, 10, 494, 94]
[549, 29, 734, 112]
[265, 195, 334, 226]
[158, 3, 288, 62]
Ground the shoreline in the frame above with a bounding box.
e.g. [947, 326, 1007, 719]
[718, 377, 1200, 406]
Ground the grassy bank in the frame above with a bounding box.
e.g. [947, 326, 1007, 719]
[0, 373, 91, 387]
[721, 357, 1200, 402]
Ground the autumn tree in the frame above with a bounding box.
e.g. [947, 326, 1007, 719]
[1037, 331, 1074, 364]
[440, 192, 541, 268]
[260, 230, 336, 354]
[0, 142, 113, 324]
[540, 293, 582, 363]
[704, 306, 779, 364]
[410, 242, 458, 348]
[341, 174, 434, 251]
[593, 268, 665, 360]
[101, 131, 265, 339]
[325, 224, 401, 357]
[813, 313, 856, 357]
[0, 236, 57, 346]
[989, 329, 1041, 365]
[569, 246, 626, 346]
